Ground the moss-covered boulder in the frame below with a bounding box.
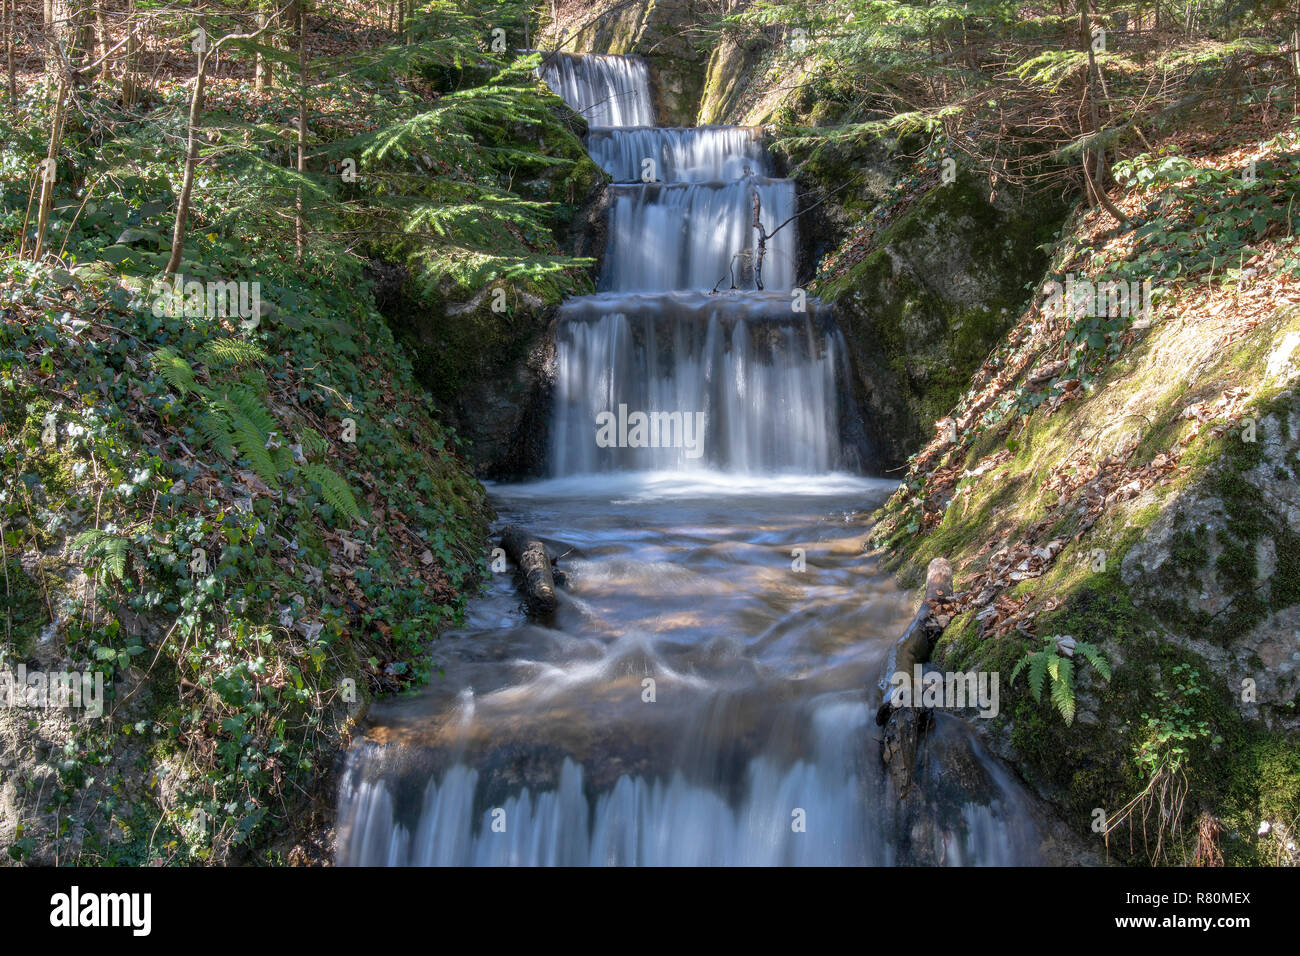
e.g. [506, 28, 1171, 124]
[815, 171, 1065, 472]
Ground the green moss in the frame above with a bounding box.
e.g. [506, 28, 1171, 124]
[1219, 734, 1300, 864]
[1, 561, 49, 656]
[816, 172, 1066, 469]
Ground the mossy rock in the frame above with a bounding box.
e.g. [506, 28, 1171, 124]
[818, 171, 1066, 471]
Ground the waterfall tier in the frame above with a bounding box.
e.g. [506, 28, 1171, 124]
[538, 52, 655, 127]
[601, 180, 798, 293]
[549, 292, 846, 475]
[586, 126, 770, 183]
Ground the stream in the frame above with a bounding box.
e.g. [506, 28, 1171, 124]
[335, 52, 1059, 866]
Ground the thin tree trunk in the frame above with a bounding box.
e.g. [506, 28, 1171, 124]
[254, 11, 270, 90]
[165, 14, 279, 275]
[295, 4, 307, 262]
[1292, 13, 1299, 118]
[95, 2, 110, 81]
[1080, 3, 1129, 228]
[5, 0, 16, 106]
[282, 0, 299, 83]
[165, 48, 211, 275]
[121, 21, 137, 106]
[33, 78, 70, 261]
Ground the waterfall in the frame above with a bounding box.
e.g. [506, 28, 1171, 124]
[337, 702, 1046, 866]
[549, 292, 844, 474]
[541, 51, 835, 476]
[586, 126, 770, 182]
[537, 53, 655, 127]
[334, 53, 1058, 869]
[601, 180, 798, 292]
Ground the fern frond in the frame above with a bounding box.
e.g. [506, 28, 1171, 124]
[302, 464, 363, 524]
[231, 417, 281, 487]
[196, 410, 236, 460]
[1027, 650, 1051, 703]
[300, 427, 329, 460]
[74, 531, 128, 581]
[197, 337, 268, 370]
[71, 529, 106, 550]
[1050, 657, 1076, 724]
[102, 537, 127, 581]
[151, 347, 197, 396]
[213, 386, 278, 439]
[1075, 641, 1112, 681]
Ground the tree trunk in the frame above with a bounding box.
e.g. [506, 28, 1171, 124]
[95, 2, 111, 81]
[295, 4, 307, 261]
[165, 49, 211, 275]
[121, 21, 137, 106]
[254, 11, 271, 90]
[5, 0, 16, 105]
[1292, 17, 1299, 118]
[281, 0, 299, 83]
[32, 78, 70, 261]
[48, 0, 93, 85]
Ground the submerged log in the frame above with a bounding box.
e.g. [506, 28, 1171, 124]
[500, 524, 559, 615]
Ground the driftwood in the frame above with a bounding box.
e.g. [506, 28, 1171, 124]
[875, 557, 953, 726]
[874, 557, 954, 798]
[500, 525, 559, 615]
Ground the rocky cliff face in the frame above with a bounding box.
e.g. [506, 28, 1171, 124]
[871, 167, 1300, 863]
[811, 165, 1066, 473]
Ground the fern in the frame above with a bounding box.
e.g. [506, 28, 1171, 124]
[151, 347, 197, 396]
[72, 529, 129, 581]
[1011, 634, 1110, 726]
[1075, 641, 1112, 681]
[299, 426, 329, 460]
[196, 410, 236, 460]
[1048, 656, 1075, 724]
[212, 386, 278, 438]
[197, 337, 268, 370]
[302, 463, 363, 524]
[230, 415, 280, 488]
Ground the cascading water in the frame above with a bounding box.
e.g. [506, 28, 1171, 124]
[537, 52, 654, 127]
[601, 180, 798, 292]
[336, 53, 1062, 866]
[585, 126, 769, 183]
[548, 292, 846, 474]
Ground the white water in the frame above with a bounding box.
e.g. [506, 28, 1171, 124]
[339, 702, 1040, 866]
[538, 53, 655, 127]
[601, 180, 798, 292]
[549, 293, 846, 474]
[586, 126, 770, 182]
[336, 54, 1057, 867]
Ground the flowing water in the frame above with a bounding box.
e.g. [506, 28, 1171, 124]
[336, 53, 1060, 866]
